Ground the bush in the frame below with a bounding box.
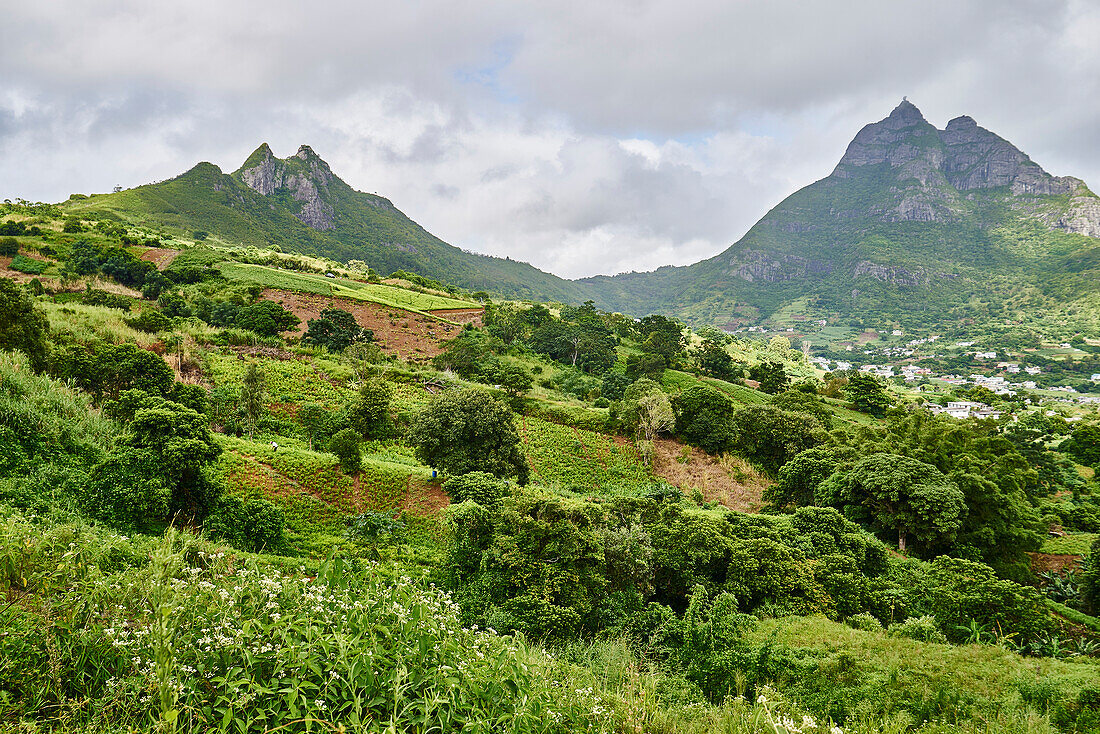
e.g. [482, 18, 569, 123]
[0, 236, 18, 257]
[888, 615, 948, 644]
[846, 612, 884, 632]
[9, 255, 46, 274]
[205, 495, 286, 553]
[329, 428, 362, 474]
[443, 471, 510, 508]
[124, 308, 173, 333]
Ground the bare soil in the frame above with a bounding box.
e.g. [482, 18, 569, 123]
[650, 437, 769, 512]
[401, 478, 450, 517]
[428, 308, 484, 326]
[1028, 552, 1084, 575]
[137, 247, 180, 270]
[260, 289, 472, 362]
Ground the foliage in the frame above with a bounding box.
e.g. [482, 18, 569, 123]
[239, 362, 266, 435]
[204, 494, 287, 553]
[672, 385, 736, 454]
[409, 387, 529, 482]
[727, 405, 827, 476]
[346, 379, 394, 438]
[0, 278, 49, 370]
[9, 254, 47, 274]
[619, 379, 674, 443]
[234, 300, 300, 336]
[844, 373, 893, 416]
[328, 428, 362, 474]
[302, 307, 370, 352]
[817, 453, 966, 554]
[749, 361, 790, 395]
[124, 308, 173, 333]
[443, 471, 510, 508]
[766, 446, 854, 510]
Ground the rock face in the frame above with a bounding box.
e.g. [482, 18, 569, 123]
[825, 100, 1100, 236]
[237, 144, 337, 230]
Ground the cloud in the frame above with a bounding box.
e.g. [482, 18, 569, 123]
[1, 0, 1098, 278]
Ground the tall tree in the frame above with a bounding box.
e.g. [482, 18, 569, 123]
[817, 453, 966, 554]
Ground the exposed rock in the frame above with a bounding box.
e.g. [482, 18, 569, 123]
[1057, 194, 1100, 237]
[239, 143, 285, 196]
[728, 249, 832, 282]
[940, 116, 1075, 194]
[237, 144, 336, 231]
[853, 261, 925, 287]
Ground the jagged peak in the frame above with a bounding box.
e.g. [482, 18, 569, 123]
[945, 115, 977, 130]
[295, 144, 320, 161]
[889, 98, 926, 123]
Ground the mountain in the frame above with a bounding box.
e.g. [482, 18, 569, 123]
[64, 144, 593, 303]
[580, 100, 1100, 330]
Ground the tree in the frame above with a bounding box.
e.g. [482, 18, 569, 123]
[638, 315, 686, 364]
[770, 390, 834, 429]
[817, 453, 965, 554]
[693, 338, 740, 381]
[240, 363, 266, 436]
[625, 352, 667, 381]
[498, 364, 533, 397]
[299, 402, 330, 450]
[727, 405, 827, 476]
[748, 361, 789, 394]
[347, 379, 394, 438]
[0, 277, 48, 371]
[672, 385, 736, 454]
[83, 397, 224, 527]
[0, 237, 18, 257]
[1064, 422, 1100, 468]
[600, 372, 633, 402]
[765, 446, 854, 510]
[236, 300, 300, 336]
[329, 428, 362, 474]
[408, 387, 529, 482]
[619, 380, 674, 465]
[302, 308, 370, 352]
[844, 373, 893, 416]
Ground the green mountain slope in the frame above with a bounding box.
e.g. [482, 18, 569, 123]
[581, 100, 1100, 330]
[63, 144, 594, 303]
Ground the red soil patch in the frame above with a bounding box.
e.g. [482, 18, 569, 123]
[649, 437, 768, 512]
[401, 477, 450, 517]
[429, 308, 484, 326]
[137, 248, 180, 270]
[1028, 552, 1084, 575]
[260, 288, 468, 362]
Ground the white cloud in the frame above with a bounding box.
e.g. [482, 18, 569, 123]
[1, 0, 1098, 278]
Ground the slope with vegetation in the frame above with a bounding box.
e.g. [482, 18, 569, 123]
[3, 177, 1100, 734]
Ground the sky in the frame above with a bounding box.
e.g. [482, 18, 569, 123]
[2, 0, 1098, 279]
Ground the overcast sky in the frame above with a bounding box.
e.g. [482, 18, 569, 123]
[2, 0, 1098, 279]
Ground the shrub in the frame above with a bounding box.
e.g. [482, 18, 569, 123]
[124, 308, 172, 333]
[888, 615, 948, 644]
[9, 255, 46, 274]
[205, 495, 286, 553]
[329, 428, 362, 474]
[0, 236, 18, 256]
[846, 612, 884, 632]
[443, 471, 510, 508]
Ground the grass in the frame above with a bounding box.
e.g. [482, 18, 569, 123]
[751, 615, 1100, 721]
[1041, 532, 1099, 555]
[218, 261, 475, 315]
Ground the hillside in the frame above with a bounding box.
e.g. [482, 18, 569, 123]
[581, 100, 1100, 331]
[63, 144, 594, 304]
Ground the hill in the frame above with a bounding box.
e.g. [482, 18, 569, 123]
[63, 143, 594, 304]
[580, 100, 1100, 332]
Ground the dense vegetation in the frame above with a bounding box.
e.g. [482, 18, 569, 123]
[2, 195, 1100, 733]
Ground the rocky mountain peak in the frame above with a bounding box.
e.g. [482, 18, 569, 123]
[888, 98, 925, 123]
[235, 144, 337, 230]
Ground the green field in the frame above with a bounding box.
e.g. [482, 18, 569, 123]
[218, 262, 475, 314]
